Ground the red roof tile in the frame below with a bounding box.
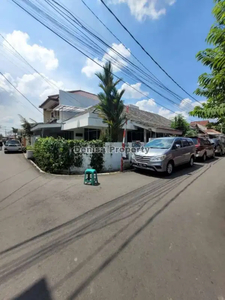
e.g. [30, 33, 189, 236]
[190, 120, 209, 127]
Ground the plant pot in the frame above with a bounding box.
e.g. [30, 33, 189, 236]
[26, 150, 34, 159]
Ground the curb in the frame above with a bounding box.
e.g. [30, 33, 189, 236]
[23, 153, 132, 177]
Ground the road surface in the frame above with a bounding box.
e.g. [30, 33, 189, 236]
[0, 150, 225, 300]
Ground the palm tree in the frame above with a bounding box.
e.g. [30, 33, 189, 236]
[12, 127, 18, 138]
[96, 61, 125, 142]
[19, 115, 35, 144]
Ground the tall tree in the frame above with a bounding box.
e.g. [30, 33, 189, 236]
[96, 61, 125, 142]
[19, 115, 33, 144]
[171, 114, 190, 135]
[190, 0, 225, 119]
[12, 127, 18, 138]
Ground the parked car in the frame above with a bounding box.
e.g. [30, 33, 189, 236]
[190, 137, 215, 161]
[131, 137, 196, 175]
[4, 140, 22, 153]
[209, 138, 224, 156]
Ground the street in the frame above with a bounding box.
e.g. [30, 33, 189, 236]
[0, 150, 225, 300]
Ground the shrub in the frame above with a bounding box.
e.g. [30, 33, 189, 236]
[89, 140, 105, 172]
[34, 137, 104, 174]
[26, 145, 34, 150]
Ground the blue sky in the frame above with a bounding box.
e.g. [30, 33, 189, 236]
[0, 0, 214, 134]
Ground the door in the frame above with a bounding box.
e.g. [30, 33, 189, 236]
[171, 139, 183, 166]
[181, 139, 191, 163]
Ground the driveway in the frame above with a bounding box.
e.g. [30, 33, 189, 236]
[0, 150, 225, 300]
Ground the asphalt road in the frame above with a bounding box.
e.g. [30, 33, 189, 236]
[0, 150, 225, 300]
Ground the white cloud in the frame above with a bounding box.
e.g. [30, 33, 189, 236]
[134, 97, 189, 120]
[135, 98, 156, 111]
[81, 43, 131, 77]
[109, 0, 176, 21]
[158, 107, 188, 120]
[119, 82, 148, 99]
[3, 31, 58, 70]
[15, 73, 63, 101]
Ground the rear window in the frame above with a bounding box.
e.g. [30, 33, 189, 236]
[191, 138, 198, 145]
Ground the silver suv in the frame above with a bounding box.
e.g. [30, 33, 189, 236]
[131, 137, 196, 175]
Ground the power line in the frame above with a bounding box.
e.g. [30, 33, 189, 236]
[12, 0, 196, 115]
[0, 34, 89, 109]
[0, 72, 42, 114]
[11, 0, 179, 115]
[100, 0, 201, 104]
[80, 0, 196, 110]
[41, 0, 196, 112]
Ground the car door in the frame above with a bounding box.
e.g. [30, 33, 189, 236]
[181, 138, 191, 163]
[171, 138, 183, 166]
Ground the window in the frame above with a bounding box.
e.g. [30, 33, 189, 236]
[182, 139, 189, 147]
[203, 139, 210, 145]
[172, 139, 182, 149]
[191, 138, 199, 145]
[84, 128, 100, 141]
[188, 140, 194, 146]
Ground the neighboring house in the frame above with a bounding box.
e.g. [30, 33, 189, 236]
[31, 90, 99, 141]
[62, 104, 182, 142]
[190, 120, 209, 127]
[190, 120, 222, 138]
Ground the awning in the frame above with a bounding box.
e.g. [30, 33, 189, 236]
[31, 123, 62, 132]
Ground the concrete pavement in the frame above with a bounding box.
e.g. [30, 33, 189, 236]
[0, 149, 225, 300]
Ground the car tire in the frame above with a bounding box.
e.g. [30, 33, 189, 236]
[202, 152, 207, 162]
[189, 156, 194, 167]
[166, 161, 174, 175]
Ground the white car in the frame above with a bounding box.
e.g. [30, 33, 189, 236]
[4, 140, 22, 153]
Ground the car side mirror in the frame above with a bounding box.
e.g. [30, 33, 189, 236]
[175, 144, 181, 149]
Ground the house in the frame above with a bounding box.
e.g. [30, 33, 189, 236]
[190, 120, 222, 138]
[62, 104, 182, 142]
[31, 90, 99, 141]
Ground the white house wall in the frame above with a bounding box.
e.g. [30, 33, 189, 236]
[70, 142, 132, 173]
[63, 113, 90, 130]
[63, 112, 137, 131]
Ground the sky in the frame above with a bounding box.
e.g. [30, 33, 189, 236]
[0, 0, 215, 135]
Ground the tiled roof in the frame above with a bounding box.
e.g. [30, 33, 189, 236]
[190, 120, 209, 127]
[74, 105, 176, 131]
[206, 129, 221, 134]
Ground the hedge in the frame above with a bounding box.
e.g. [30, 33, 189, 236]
[34, 137, 104, 174]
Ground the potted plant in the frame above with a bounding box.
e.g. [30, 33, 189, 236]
[26, 145, 34, 159]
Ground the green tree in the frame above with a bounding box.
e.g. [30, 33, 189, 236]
[12, 127, 18, 138]
[190, 0, 225, 119]
[19, 115, 33, 144]
[96, 61, 125, 142]
[171, 114, 190, 135]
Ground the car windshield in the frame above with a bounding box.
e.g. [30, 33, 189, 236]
[145, 138, 175, 149]
[8, 140, 20, 145]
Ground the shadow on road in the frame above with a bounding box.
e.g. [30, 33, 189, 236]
[13, 278, 52, 300]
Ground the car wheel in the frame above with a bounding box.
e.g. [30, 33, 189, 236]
[202, 152, 207, 162]
[189, 156, 194, 167]
[166, 161, 174, 175]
